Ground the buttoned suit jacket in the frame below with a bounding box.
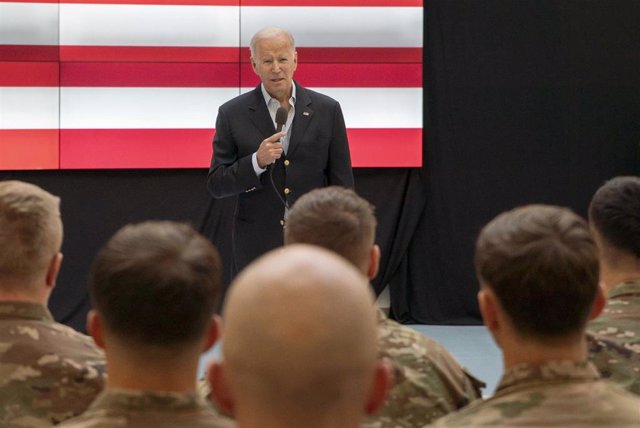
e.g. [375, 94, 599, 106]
[207, 83, 354, 273]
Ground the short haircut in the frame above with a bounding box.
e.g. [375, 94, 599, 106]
[89, 221, 221, 348]
[250, 26, 296, 59]
[589, 176, 640, 258]
[0, 180, 62, 287]
[285, 186, 376, 270]
[475, 205, 599, 340]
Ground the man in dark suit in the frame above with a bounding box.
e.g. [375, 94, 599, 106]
[207, 26, 354, 273]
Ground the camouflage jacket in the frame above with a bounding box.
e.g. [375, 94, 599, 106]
[587, 279, 640, 395]
[364, 309, 484, 428]
[59, 389, 233, 427]
[0, 301, 106, 427]
[430, 360, 640, 427]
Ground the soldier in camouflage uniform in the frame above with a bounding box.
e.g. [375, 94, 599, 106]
[0, 181, 106, 427]
[283, 186, 484, 427]
[60, 222, 228, 427]
[207, 245, 389, 428]
[432, 205, 640, 427]
[586, 176, 640, 395]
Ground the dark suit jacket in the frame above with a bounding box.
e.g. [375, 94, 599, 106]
[207, 83, 354, 272]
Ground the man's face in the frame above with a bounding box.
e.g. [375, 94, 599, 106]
[251, 34, 297, 103]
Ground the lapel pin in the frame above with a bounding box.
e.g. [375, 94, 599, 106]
[303, 111, 310, 116]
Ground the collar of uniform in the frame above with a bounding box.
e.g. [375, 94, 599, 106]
[608, 279, 640, 299]
[0, 301, 54, 322]
[260, 81, 297, 107]
[375, 307, 387, 324]
[496, 360, 600, 394]
[90, 389, 207, 412]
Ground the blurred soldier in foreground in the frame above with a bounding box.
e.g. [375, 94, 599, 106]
[433, 205, 640, 426]
[587, 176, 640, 394]
[208, 245, 390, 428]
[284, 186, 484, 427]
[60, 222, 227, 427]
[0, 180, 105, 426]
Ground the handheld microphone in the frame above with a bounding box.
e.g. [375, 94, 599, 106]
[270, 106, 290, 213]
[275, 106, 288, 134]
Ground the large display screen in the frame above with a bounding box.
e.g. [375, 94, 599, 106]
[0, 0, 423, 170]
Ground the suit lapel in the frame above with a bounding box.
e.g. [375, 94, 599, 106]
[247, 86, 276, 140]
[288, 83, 314, 157]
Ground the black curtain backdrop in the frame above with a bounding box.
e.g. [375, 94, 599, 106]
[3, 1, 640, 331]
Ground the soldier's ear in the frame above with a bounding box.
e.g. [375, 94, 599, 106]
[87, 310, 106, 349]
[588, 282, 606, 320]
[45, 252, 63, 289]
[364, 357, 392, 416]
[208, 360, 235, 416]
[367, 245, 381, 280]
[203, 315, 221, 352]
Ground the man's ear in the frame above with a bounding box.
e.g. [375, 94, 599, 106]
[478, 287, 499, 333]
[86, 310, 106, 350]
[45, 252, 63, 290]
[588, 282, 607, 321]
[203, 315, 221, 353]
[367, 245, 381, 280]
[364, 357, 392, 416]
[208, 360, 235, 416]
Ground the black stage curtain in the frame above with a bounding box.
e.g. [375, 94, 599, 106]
[4, 1, 640, 330]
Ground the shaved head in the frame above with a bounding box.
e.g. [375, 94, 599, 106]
[217, 244, 382, 425]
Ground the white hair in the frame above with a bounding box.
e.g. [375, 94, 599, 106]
[249, 27, 296, 59]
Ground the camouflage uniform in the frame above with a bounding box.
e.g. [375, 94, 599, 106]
[587, 279, 640, 395]
[0, 301, 106, 427]
[364, 309, 484, 428]
[430, 360, 640, 427]
[59, 389, 234, 427]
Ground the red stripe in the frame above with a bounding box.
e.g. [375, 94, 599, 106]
[255, 47, 422, 64]
[0, 130, 59, 170]
[1, 0, 421, 4]
[348, 128, 422, 167]
[0, 62, 59, 86]
[243, 63, 422, 88]
[59, 129, 214, 169]
[58, 128, 421, 169]
[0, 45, 59, 62]
[57, 62, 419, 87]
[57, 46, 420, 63]
[59, 46, 241, 63]
[61, 63, 240, 87]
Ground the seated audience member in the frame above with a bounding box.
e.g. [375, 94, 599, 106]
[587, 176, 640, 394]
[208, 245, 390, 428]
[432, 205, 640, 426]
[0, 180, 105, 426]
[60, 221, 229, 427]
[283, 186, 484, 427]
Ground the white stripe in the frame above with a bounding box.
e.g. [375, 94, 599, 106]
[60, 4, 239, 47]
[60, 88, 239, 128]
[0, 3, 59, 45]
[242, 87, 422, 128]
[54, 4, 421, 48]
[0, 88, 59, 129]
[241, 7, 423, 48]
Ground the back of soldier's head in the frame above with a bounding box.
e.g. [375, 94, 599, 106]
[285, 186, 376, 272]
[589, 176, 640, 259]
[475, 204, 599, 341]
[0, 181, 62, 289]
[221, 244, 378, 416]
[89, 221, 221, 349]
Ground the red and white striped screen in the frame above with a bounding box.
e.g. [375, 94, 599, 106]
[0, 0, 423, 170]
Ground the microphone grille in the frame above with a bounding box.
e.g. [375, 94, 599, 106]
[275, 107, 288, 127]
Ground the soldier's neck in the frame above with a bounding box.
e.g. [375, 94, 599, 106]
[235, 402, 363, 428]
[501, 332, 587, 371]
[600, 258, 640, 294]
[105, 343, 200, 394]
